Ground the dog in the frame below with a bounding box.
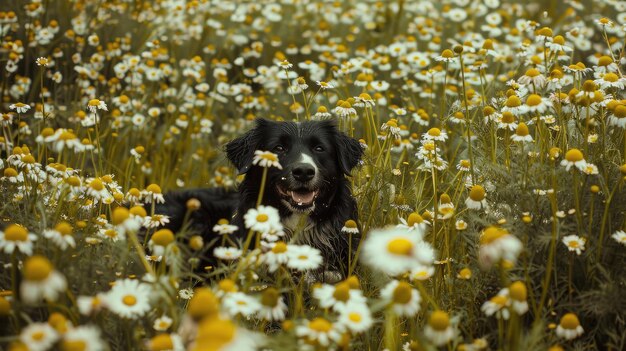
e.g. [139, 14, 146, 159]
[154, 118, 363, 282]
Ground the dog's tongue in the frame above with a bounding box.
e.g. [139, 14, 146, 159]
[290, 191, 316, 205]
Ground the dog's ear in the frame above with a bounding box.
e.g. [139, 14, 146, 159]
[225, 119, 269, 174]
[335, 131, 363, 176]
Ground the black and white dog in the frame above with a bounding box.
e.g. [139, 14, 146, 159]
[156, 118, 363, 281]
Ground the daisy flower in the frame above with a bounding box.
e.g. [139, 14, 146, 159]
[142, 184, 165, 204]
[61, 325, 106, 351]
[510, 123, 533, 143]
[9, 102, 31, 114]
[222, 292, 261, 318]
[87, 98, 108, 113]
[380, 280, 421, 317]
[316, 81, 334, 89]
[481, 290, 510, 320]
[252, 150, 282, 169]
[478, 226, 523, 269]
[154, 315, 173, 331]
[296, 317, 344, 347]
[261, 241, 290, 272]
[517, 68, 546, 89]
[422, 127, 448, 142]
[562, 235, 586, 255]
[497, 111, 518, 131]
[396, 212, 429, 236]
[408, 264, 435, 281]
[195, 317, 262, 351]
[341, 219, 360, 234]
[362, 227, 435, 276]
[612, 230, 626, 246]
[20, 255, 68, 304]
[0, 223, 37, 255]
[555, 313, 584, 340]
[243, 205, 281, 233]
[20, 322, 59, 351]
[148, 229, 175, 257]
[435, 49, 456, 62]
[104, 278, 153, 319]
[77, 294, 105, 315]
[213, 246, 242, 261]
[424, 310, 456, 346]
[213, 218, 239, 235]
[523, 94, 553, 114]
[509, 281, 529, 315]
[336, 301, 373, 334]
[465, 185, 487, 210]
[43, 221, 76, 250]
[313, 281, 366, 311]
[560, 148, 587, 171]
[286, 244, 323, 271]
[258, 287, 287, 321]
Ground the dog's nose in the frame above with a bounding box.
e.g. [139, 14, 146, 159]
[292, 163, 315, 182]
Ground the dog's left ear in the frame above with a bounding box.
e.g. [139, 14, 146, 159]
[225, 119, 268, 174]
[336, 132, 363, 176]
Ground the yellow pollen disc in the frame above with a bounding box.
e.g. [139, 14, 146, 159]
[122, 295, 137, 306]
[614, 105, 626, 118]
[62, 340, 87, 351]
[407, 212, 423, 227]
[560, 313, 580, 329]
[151, 229, 174, 246]
[387, 238, 413, 255]
[428, 128, 441, 136]
[491, 295, 508, 306]
[565, 148, 584, 162]
[309, 318, 332, 332]
[32, 331, 45, 341]
[568, 241, 579, 248]
[348, 313, 362, 323]
[429, 310, 451, 331]
[505, 95, 521, 107]
[88, 99, 100, 106]
[4, 224, 28, 241]
[509, 281, 527, 301]
[90, 179, 104, 191]
[261, 288, 279, 307]
[261, 153, 278, 161]
[469, 185, 486, 201]
[344, 219, 357, 228]
[392, 282, 413, 304]
[54, 222, 73, 236]
[441, 49, 454, 58]
[149, 334, 173, 351]
[603, 73, 618, 82]
[111, 207, 130, 225]
[597, 55, 613, 66]
[516, 123, 529, 136]
[332, 282, 350, 302]
[256, 214, 269, 222]
[146, 184, 162, 194]
[4, 167, 18, 177]
[526, 94, 542, 106]
[525, 68, 540, 77]
[272, 242, 287, 253]
[480, 226, 507, 245]
[23, 256, 53, 282]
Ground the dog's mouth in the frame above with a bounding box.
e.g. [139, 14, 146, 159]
[277, 185, 320, 209]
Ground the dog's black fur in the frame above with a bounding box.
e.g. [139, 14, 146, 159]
[155, 118, 363, 280]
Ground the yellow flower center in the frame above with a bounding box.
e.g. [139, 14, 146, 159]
[428, 128, 441, 136]
[122, 295, 137, 306]
[195, 318, 236, 350]
[146, 183, 162, 194]
[429, 310, 451, 331]
[526, 94, 542, 106]
[553, 35, 565, 45]
[525, 68, 540, 77]
[509, 281, 527, 301]
[260, 153, 278, 161]
[491, 295, 508, 306]
[598, 55, 613, 66]
[407, 212, 424, 227]
[256, 214, 269, 223]
[61, 340, 87, 351]
[32, 331, 46, 341]
[441, 49, 454, 58]
[515, 123, 529, 136]
[54, 222, 73, 236]
[480, 226, 507, 245]
[458, 268, 472, 279]
[344, 219, 357, 228]
[21, 155, 35, 164]
[603, 73, 619, 82]
[188, 288, 219, 320]
[4, 224, 28, 241]
[568, 241, 579, 248]
[90, 179, 104, 191]
[505, 95, 521, 108]
[565, 148, 584, 162]
[392, 282, 413, 304]
[23, 256, 53, 281]
[614, 105, 626, 118]
[59, 131, 77, 141]
[130, 206, 147, 217]
[272, 242, 288, 253]
[309, 318, 332, 332]
[348, 313, 362, 323]
[560, 313, 580, 329]
[469, 185, 486, 201]
[4, 167, 18, 177]
[111, 207, 130, 225]
[151, 229, 174, 246]
[387, 238, 413, 255]
[148, 334, 173, 351]
[332, 282, 350, 302]
[261, 288, 279, 307]
[501, 111, 515, 124]
[219, 279, 237, 293]
[88, 99, 100, 106]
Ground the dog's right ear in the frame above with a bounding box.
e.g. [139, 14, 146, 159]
[225, 119, 268, 174]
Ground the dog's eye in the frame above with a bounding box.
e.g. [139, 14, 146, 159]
[313, 145, 325, 152]
[273, 145, 286, 153]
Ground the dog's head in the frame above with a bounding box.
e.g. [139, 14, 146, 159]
[225, 118, 363, 213]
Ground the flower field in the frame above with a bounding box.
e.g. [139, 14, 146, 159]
[2, 0, 626, 350]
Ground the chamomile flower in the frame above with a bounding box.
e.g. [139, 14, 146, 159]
[61, 325, 106, 351]
[286, 244, 323, 271]
[465, 185, 488, 210]
[424, 310, 456, 346]
[147, 333, 185, 351]
[20, 322, 59, 351]
[87, 98, 107, 113]
[612, 230, 626, 246]
[478, 226, 523, 269]
[341, 219, 360, 234]
[409, 264, 435, 281]
[104, 278, 152, 319]
[222, 292, 261, 318]
[380, 280, 421, 317]
[296, 317, 343, 347]
[0, 223, 37, 255]
[213, 246, 242, 261]
[20, 255, 68, 304]
[336, 301, 373, 334]
[244, 205, 281, 233]
[142, 184, 165, 204]
[43, 221, 76, 250]
[560, 148, 587, 171]
[313, 281, 366, 310]
[153, 315, 173, 331]
[252, 150, 282, 169]
[562, 235, 586, 255]
[555, 313, 584, 340]
[213, 218, 239, 235]
[396, 212, 430, 235]
[481, 290, 510, 320]
[9, 102, 31, 114]
[258, 287, 287, 321]
[511, 123, 533, 143]
[509, 281, 529, 315]
[362, 227, 435, 276]
[422, 127, 448, 142]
